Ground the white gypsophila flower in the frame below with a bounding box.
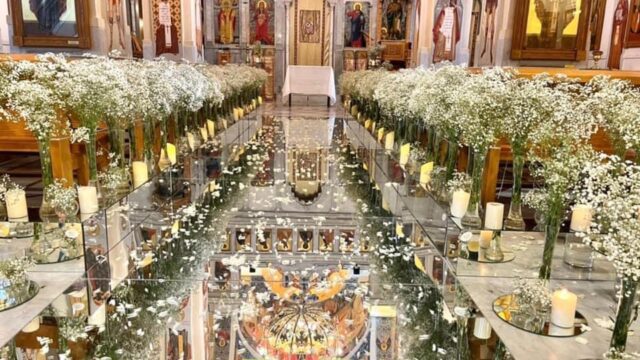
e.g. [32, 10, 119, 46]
[572, 154, 640, 282]
[512, 278, 552, 308]
[584, 75, 640, 155]
[0, 174, 22, 203]
[71, 127, 90, 144]
[45, 179, 77, 213]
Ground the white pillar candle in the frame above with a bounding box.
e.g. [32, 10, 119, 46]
[166, 143, 177, 165]
[187, 132, 196, 151]
[384, 132, 395, 151]
[5, 189, 28, 221]
[399, 143, 411, 166]
[548, 323, 574, 336]
[132, 161, 149, 188]
[206, 120, 215, 139]
[551, 289, 578, 328]
[570, 205, 592, 232]
[77, 186, 99, 214]
[484, 202, 505, 230]
[473, 317, 493, 339]
[450, 190, 470, 218]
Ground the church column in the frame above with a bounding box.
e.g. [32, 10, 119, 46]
[324, 0, 337, 66]
[182, 0, 198, 61]
[142, 0, 155, 58]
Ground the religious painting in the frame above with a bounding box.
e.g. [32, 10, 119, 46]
[167, 329, 190, 359]
[626, 0, 640, 47]
[299, 10, 321, 43]
[476, 0, 498, 66]
[319, 229, 334, 251]
[276, 229, 293, 251]
[339, 229, 355, 252]
[195, 0, 205, 60]
[432, 0, 463, 63]
[214, 0, 239, 45]
[382, 0, 406, 40]
[107, 0, 126, 52]
[152, 0, 181, 56]
[297, 229, 313, 252]
[235, 228, 250, 250]
[511, 0, 590, 60]
[250, 0, 274, 45]
[9, 0, 91, 47]
[589, 0, 606, 51]
[257, 228, 272, 252]
[344, 50, 356, 71]
[345, 2, 369, 48]
[356, 50, 368, 69]
[610, 0, 629, 68]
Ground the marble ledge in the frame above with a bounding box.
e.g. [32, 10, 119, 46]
[0, 258, 85, 348]
[458, 276, 639, 360]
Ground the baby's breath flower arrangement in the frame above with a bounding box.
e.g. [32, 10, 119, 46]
[446, 171, 471, 193]
[572, 155, 640, 353]
[512, 277, 552, 309]
[45, 179, 78, 219]
[0, 256, 34, 286]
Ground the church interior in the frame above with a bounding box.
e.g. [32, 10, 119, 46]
[0, 0, 640, 359]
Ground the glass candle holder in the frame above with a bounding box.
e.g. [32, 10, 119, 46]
[562, 233, 593, 269]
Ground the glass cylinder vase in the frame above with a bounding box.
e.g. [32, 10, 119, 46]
[37, 140, 56, 223]
[539, 211, 562, 280]
[610, 279, 639, 353]
[504, 152, 526, 230]
[461, 148, 486, 229]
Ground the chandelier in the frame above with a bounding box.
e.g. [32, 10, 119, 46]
[266, 302, 335, 355]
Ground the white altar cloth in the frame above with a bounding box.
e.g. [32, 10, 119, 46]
[282, 65, 336, 105]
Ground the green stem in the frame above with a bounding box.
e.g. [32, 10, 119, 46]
[87, 127, 98, 181]
[539, 213, 561, 280]
[610, 279, 638, 353]
[37, 140, 54, 187]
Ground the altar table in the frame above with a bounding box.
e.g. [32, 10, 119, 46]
[282, 65, 336, 107]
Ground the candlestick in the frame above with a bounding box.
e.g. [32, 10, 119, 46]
[551, 289, 577, 328]
[570, 204, 592, 232]
[206, 120, 215, 139]
[132, 161, 149, 188]
[77, 186, 99, 214]
[5, 189, 28, 221]
[450, 190, 470, 218]
[479, 230, 493, 249]
[484, 202, 504, 230]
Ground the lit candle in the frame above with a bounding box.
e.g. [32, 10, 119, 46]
[206, 120, 215, 139]
[258, 96, 263, 105]
[450, 190, 470, 218]
[484, 202, 505, 230]
[252, 99, 257, 108]
[377, 128, 385, 142]
[77, 186, 99, 214]
[384, 132, 395, 150]
[419, 162, 434, 186]
[479, 230, 493, 249]
[570, 205, 592, 232]
[5, 189, 28, 221]
[551, 289, 578, 328]
[399, 143, 411, 166]
[166, 143, 177, 165]
[132, 161, 149, 188]
[364, 119, 371, 130]
[239, 108, 245, 118]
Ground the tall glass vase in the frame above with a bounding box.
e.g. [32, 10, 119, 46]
[37, 140, 56, 223]
[87, 127, 99, 182]
[504, 152, 526, 230]
[610, 278, 639, 353]
[539, 209, 562, 280]
[461, 148, 486, 229]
